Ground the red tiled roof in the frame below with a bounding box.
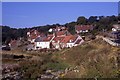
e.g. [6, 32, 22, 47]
[30, 34, 39, 39]
[28, 29, 41, 39]
[75, 25, 94, 31]
[56, 31, 71, 36]
[56, 31, 66, 36]
[61, 35, 74, 43]
[61, 35, 82, 43]
[69, 35, 78, 42]
[30, 30, 39, 35]
[43, 35, 54, 42]
[53, 36, 65, 43]
[9, 40, 17, 47]
[61, 27, 66, 30]
[39, 33, 46, 37]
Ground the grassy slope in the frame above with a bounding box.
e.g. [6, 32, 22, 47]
[52, 38, 120, 78]
[2, 38, 120, 78]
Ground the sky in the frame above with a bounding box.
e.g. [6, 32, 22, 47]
[1, 0, 120, 2]
[118, 1, 120, 14]
[2, 2, 118, 28]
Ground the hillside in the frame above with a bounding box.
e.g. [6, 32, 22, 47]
[2, 38, 120, 79]
[52, 38, 120, 78]
[2, 15, 120, 44]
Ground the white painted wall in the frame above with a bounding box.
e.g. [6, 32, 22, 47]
[76, 36, 84, 45]
[34, 36, 55, 50]
[35, 42, 50, 49]
[31, 39, 35, 43]
[112, 28, 117, 31]
[76, 30, 89, 33]
[66, 35, 84, 48]
[66, 43, 74, 48]
[54, 43, 60, 49]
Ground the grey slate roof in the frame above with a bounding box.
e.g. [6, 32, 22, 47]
[35, 37, 42, 42]
[35, 36, 46, 42]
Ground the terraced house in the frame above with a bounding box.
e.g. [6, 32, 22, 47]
[75, 25, 94, 33]
[110, 24, 120, 44]
[27, 26, 84, 50]
[27, 29, 40, 43]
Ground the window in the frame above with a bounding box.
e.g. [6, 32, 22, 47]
[80, 30, 82, 32]
[86, 30, 88, 32]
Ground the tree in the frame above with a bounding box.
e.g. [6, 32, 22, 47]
[88, 16, 98, 24]
[77, 16, 87, 25]
[118, 15, 120, 21]
[99, 17, 110, 25]
[98, 16, 104, 20]
[65, 22, 77, 34]
[109, 15, 118, 23]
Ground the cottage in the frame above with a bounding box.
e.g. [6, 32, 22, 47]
[110, 31, 120, 44]
[56, 30, 71, 37]
[106, 24, 120, 45]
[112, 24, 120, 31]
[52, 36, 65, 49]
[61, 35, 84, 48]
[33, 27, 84, 50]
[8, 40, 17, 48]
[8, 39, 21, 50]
[55, 26, 67, 32]
[27, 29, 40, 43]
[75, 25, 94, 33]
[48, 26, 67, 33]
[66, 35, 84, 48]
[110, 31, 120, 39]
[34, 35, 55, 50]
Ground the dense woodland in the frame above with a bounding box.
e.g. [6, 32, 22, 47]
[2, 15, 120, 44]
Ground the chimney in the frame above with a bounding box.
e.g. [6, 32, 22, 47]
[52, 28, 57, 37]
[65, 30, 68, 36]
[53, 31, 57, 37]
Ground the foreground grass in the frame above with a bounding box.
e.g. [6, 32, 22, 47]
[2, 38, 120, 78]
[53, 39, 120, 78]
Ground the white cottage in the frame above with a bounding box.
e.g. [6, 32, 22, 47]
[34, 35, 55, 50]
[52, 36, 65, 49]
[66, 35, 84, 48]
[27, 29, 40, 43]
[75, 25, 94, 33]
[55, 35, 84, 48]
